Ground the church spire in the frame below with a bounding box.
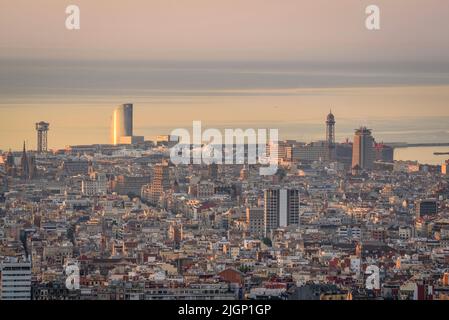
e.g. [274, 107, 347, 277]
[21, 140, 30, 180]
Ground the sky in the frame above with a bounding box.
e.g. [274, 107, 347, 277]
[1, 0, 449, 62]
[0, 0, 449, 150]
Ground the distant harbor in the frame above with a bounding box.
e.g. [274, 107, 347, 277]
[386, 142, 449, 148]
[394, 146, 449, 165]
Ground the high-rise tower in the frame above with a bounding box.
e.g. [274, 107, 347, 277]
[0, 257, 32, 300]
[142, 162, 171, 205]
[35, 121, 49, 153]
[352, 127, 375, 170]
[264, 188, 300, 238]
[111, 103, 133, 145]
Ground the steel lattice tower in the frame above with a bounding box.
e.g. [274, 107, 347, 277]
[326, 110, 336, 160]
[36, 121, 49, 153]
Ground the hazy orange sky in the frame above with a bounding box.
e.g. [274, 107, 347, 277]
[1, 1, 449, 150]
[1, 0, 449, 61]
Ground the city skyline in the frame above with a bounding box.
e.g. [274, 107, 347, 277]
[3, 101, 449, 151]
[2, 107, 449, 168]
[1, 1, 449, 303]
[1, 1, 449, 153]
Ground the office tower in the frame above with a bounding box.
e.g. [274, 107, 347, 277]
[35, 121, 49, 153]
[111, 103, 133, 145]
[416, 199, 438, 218]
[326, 110, 336, 160]
[142, 162, 170, 205]
[352, 127, 375, 170]
[152, 162, 170, 191]
[442, 160, 449, 175]
[335, 141, 353, 169]
[0, 257, 32, 300]
[264, 188, 300, 237]
[246, 207, 265, 238]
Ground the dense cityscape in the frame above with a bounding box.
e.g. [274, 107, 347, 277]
[0, 104, 448, 300]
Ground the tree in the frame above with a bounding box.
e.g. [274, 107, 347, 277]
[262, 237, 272, 247]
